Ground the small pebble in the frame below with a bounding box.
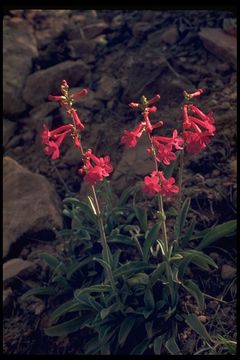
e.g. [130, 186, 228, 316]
[221, 264, 236, 280]
[211, 169, 220, 177]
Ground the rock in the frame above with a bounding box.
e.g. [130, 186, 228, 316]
[4, 134, 22, 150]
[3, 157, 63, 258]
[21, 130, 35, 142]
[30, 102, 59, 120]
[68, 20, 108, 40]
[3, 288, 13, 312]
[218, 102, 231, 110]
[96, 74, 121, 100]
[3, 258, 36, 285]
[23, 60, 89, 107]
[111, 133, 153, 194]
[3, 119, 17, 147]
[62, 147, 82, 166]
[221, 264, 236, 280]
[160, 25, 179, 45]
[199, 28, 236, 69]
[3, 18, 38, 116]
[68, 39, 95, 59]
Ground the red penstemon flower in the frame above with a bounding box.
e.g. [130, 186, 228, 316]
[120, 122, 145, 148]
[182, 95, 215, 154]
[143, 171, 179, 197]
[79, 149, 113, 186]
[155, 143, 176, 165]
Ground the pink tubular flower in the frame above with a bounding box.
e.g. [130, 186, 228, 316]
[183, 89, 203, 100]
[70, 109, 85, 130]
[71, 88, 88, 99]
[129, 102, 140, 109]
[155, 143, 176, 165]
[80, 149, 113, 186]
[120, 122, 145, 148]
[143, 173, 161, 197]
[143, 170, 179, 197]
[183, 104, 191, 129]
[84, 166, 106, 186]
[153, 129, 184, 151]
[41, 124, 72, 160]
[159, 175, 179, 197]
[183, 130, 213, 155]
[147, 94, 161, 105]
[143, 111, 153, 133]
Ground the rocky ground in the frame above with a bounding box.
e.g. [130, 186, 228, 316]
[3, 9, 237, 355]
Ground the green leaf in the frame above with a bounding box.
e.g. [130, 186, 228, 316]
[93, 257, 112, 273]
[149, 262, 166, 287]
[113, 261, 154, 279]
[153, 335, 164, 355]
[74, 285, 111, 299]
[107, 234, 135, 247]
[63, 198, 98, 224]
[175, 198, 191, 239]
[87, 196, 97, 215]
[184, 313, 210, 340]
[39, 253, 64, 271]
[84, 335, 100, 354]
[196, 220, 237, 250]
[130, 339, 150, 354]
[118, 186, 135, 206]
[181, 216, 196, 247]
[143, 223, 161, 261]
[66, 256, 95, 280]
[100, 303, 121, 320]
[182, 280, 205, 310]
[44, 316, 84, 337]
[144, 288, 155, 310]
[165, 337, 182, 355]
[118, 315, 136, 347]
[134, 206, 148, 232]
[21, 286, 56, 299]
[178, 250, 217, 279]
[51, 299, 80, 321]
[127, 273, 149, 286]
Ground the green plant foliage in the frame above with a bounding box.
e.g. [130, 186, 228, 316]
[196, 220, 237, 250]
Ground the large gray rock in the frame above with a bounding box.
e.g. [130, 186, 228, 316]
[111, 133, 154, 195]
[199, 28, 236, 69]
[3, 258, 36, 285]
[3, 157, 63, 258]
[3, 118, 17, 147]
[3, 17, 38, 116]
[23, 60, 89, 107]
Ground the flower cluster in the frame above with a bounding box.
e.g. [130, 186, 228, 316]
[121, 94, 164, 149]
[143, 171, 179, 197]
[79, 149, 113, 186]
[121, 94, 182, 197]
[183, 90, 215, 155]
[41, 80, 113, 186]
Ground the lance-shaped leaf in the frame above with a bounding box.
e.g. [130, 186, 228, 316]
[165, 337, 182, 355]
[44, 316, 87, 337]
[184, 313, 210, 340]
[118, 315, 136, 347]
[175, 198, 191, 239]
[134, 206, 148, 232]
[196, 220, 236, 250]
[143, 222, 161, 261]
[182, 279, 205, 310]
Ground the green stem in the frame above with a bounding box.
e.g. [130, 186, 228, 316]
[147, 133, 168, 255]
[75, 129, 119, 301]
[91, 185, 120, 301]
